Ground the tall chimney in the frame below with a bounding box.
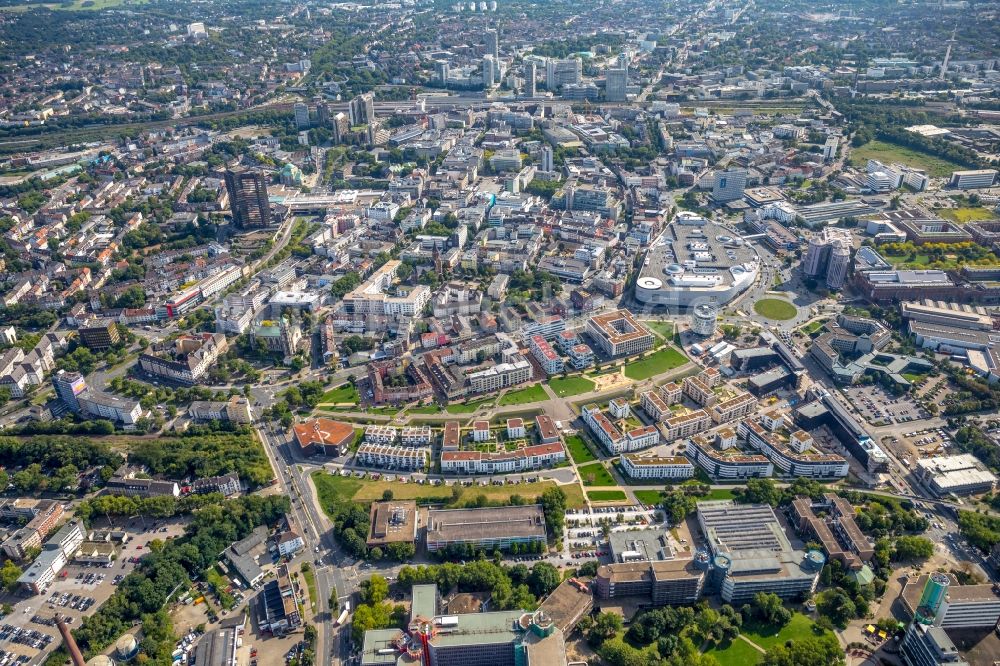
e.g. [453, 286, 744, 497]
[55, 614, 86, 666]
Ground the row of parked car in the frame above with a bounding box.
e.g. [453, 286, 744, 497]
[30, 615, 72, 628]
[0, 649, 30, 665]
[0, 625, 53, 650]
[47, 592, 95, 612]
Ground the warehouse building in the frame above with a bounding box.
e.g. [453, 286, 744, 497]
[915, 454, 997, 497]
[425, 505, 547, 552]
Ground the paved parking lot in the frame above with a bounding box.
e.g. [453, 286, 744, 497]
[843, 385, 928, 426]
[0, 517, 189, 664]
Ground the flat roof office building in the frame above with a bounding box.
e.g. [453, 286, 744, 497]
[425, 505, 546, 552]
[697, 501, 822, 604]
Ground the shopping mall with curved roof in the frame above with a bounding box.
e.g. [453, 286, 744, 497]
[634, 212, 760, 309]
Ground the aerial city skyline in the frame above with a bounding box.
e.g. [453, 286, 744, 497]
[0, 1, 998, 666]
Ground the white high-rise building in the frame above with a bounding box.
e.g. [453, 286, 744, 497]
[691, 304, 718, 336]
[540, 145, 553, 173]
[485, 28, 499, 58]
[711, 169, 747, 203]
[804, 227, 853, 286]
[803, 236, 828, 278]
[822, 136, 839, 162]
[825, 241, 851, 290]
[482, 55, 496, 87]
[294, 103, 310, 130]
[436, 61, 450, 86]
[525, 61, 536, 97]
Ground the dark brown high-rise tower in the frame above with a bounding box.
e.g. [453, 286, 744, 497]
[224, 167, 272, 229]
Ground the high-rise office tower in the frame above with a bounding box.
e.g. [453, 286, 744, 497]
[316, 103, 330, 129]
[803, 236, 829, 278]
[485, 28, 499, 58]
[822, 136, 839, 162]
[803, 227, 853, 285]
[436, 60, 450, 86]
[331, 112, 349, 144]
[545, 58, 582, 89]
[540, 145, 553, 173]
[224, 167, 272, 229]
[825, 241, 851, 290]
[606, 67, 627, 101]
[710, 168, 747, 203]
[52, 370, 86, 413]
[525, 61, 536, 97]
[294, 102, 310, 130]
[482, 55, 496, 88]
[348, 93, 375, 126]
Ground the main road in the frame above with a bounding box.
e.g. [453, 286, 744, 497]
[256, 424, 354, 666]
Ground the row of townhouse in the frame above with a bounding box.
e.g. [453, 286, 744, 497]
[440, 442, 566, 475]
[363, 425, 433, 446]
[356, 444, 429, 471]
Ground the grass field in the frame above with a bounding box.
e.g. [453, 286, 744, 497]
[645, 320, 675, 340]
[634, 490, 664, 505]
[446, 397, 495, 414]
[407, 404, 443, 414]
[588, 490, 628, 502]
[849, 140, 965, 178]
[312, 471, 586, 509]
[623, 346, 688, 381]
[702, 488, 737, 501]
[936, 207, 996, 223]
[319, 384, 359, 404]
[498, 384, 547, 406]
[703, 637, 763, 666]
[742, 613, 826, 651]
[548, 375, 595, 397]
[799, 320, 826, 336]
[301, 566, 317, 612]
[577, 462, 616, 487]
[565, 434, 598, 464]
[753, 298, 797, 321]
